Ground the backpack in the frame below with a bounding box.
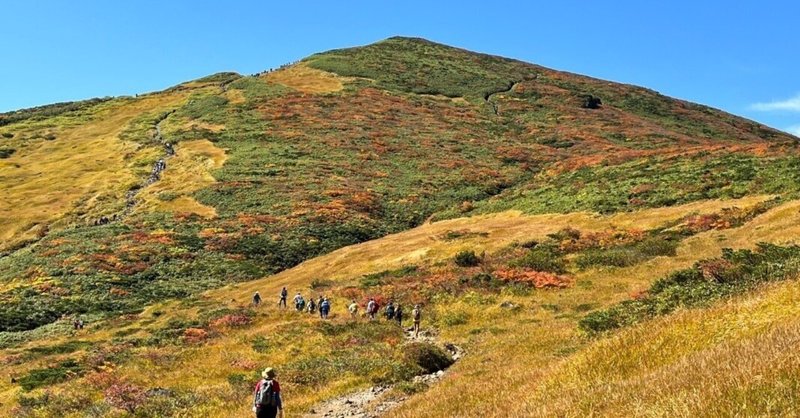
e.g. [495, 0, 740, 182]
[255, 379, 277, 407]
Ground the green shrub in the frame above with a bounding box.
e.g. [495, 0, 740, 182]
[510, 245, 566, 273]
[575, 235, 678, 269]
[403, 342, 454, 374]
[579, 243, 800, 334]
[0, 148, 15, 158]
[18, 359, 84, 391]
[454, 250, 481, 267]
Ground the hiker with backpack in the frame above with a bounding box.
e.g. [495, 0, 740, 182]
[385, 301, 395, 321]
[320, 298, 331, 319]
[348, 300, 359, 318]
[395, 305, 403, 327]
[253, 367, 283, 418]
[317, 295, 324, 318]
[278, 287, 287, 308]
[253, 292, 262, 307]
[293, 292, 305, 311]
[319, 298, 331, 319]
[367, 298, 377, 320]
[307, 297, 316, 314]
[413, 304, 422, 338]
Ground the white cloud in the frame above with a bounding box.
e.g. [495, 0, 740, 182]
[751, 94, 800, 112]
[786, 125, 800, 137]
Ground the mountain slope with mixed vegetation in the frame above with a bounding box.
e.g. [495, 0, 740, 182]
[1, 37, 798, 417]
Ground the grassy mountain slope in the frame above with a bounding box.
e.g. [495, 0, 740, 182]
[1, 36, 799, 416]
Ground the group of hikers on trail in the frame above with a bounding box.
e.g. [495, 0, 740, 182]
[247, 287, 426, 416]
[252, 289, 423, 337]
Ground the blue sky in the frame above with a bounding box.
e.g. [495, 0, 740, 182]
[1, 0, 798, 135]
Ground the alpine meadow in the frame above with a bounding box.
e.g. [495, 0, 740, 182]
[1, 36, 800, 417]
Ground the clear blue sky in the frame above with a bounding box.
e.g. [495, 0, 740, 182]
[1, 0, 798, 135]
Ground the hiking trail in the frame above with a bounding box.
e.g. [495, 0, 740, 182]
[303, 329, 463, 418]
[484, 81, 519, 116]
[115, 110, 176, 221]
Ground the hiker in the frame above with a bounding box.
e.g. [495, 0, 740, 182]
[317, 296, 324, 318]
[413, 305, 422, 338]
[320, 298, 331, 319]
[367, 298, 377, 320]
[395, 305, 403, 326]
[278, 287, 287, 308]
[348, 300, 359, 318]
[307, 297, 316, 314]
[385, 301, 395, 321]
[253, 367, 283, 418]
[78, 319, 84, 329]
[253, 292, 262, 307]
[294, 293, 305, 311]
[72, 317, 80, 330]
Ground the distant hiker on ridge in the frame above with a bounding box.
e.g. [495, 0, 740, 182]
[278, 287, 287, 308]
[253, 367, 283, 418]
[252, 291, 262, 307]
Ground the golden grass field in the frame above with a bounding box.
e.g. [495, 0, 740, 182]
[4, 195, 799, 417]
[0, 92, 191, 251]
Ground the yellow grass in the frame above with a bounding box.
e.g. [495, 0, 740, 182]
[135, 139, 227, 218]
[3, 195, 798, 417]
[263, 63, 349, 94]
[0, 93, 190, 251]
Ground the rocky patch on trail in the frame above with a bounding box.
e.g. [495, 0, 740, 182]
[304, 340, 463, 418]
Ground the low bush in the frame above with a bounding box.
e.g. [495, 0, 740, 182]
[454, 250, 481, 267]
[575, 235, 678, 269]
[403, 342, 454, 374]
[18, 359, 84, 391]
[0, 147, 16, 158]
[579, 243, 800, 334]
[510, 244, 566, 273]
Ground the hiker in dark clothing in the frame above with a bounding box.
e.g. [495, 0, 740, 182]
[317, 296, 324, 318]
[307, 297, 316, 314]
[253, 367, 283, 418]
[385, 301, 395, 320]
[253, 292, 262, 307]
[320, 298, 331, 319]
[278, 287, 287, 308]
[395, 305, 403, 326]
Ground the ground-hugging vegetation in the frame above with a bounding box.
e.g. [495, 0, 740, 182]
[1, 37, 800, 416]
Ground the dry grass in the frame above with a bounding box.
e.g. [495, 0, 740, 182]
[216, 195, 773, 301]
[0, 93, 189, 250]
[262, 63, 350, 94]
[2, 195, 798, 417]
[135, 139, 227, 218]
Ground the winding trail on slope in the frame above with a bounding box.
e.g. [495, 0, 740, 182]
[118, 110, 176, 219]
[484, 81, 519, 116]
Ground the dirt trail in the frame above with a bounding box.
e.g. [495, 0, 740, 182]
[304, 331, 463, 418]
[118, 110, 176, 219]
[485, 81, 519, 115]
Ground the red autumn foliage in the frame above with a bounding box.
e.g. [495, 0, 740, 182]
[493, 268, 572, 288]
[182, 328, 209, 344]
[104, 381, 147, 413]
